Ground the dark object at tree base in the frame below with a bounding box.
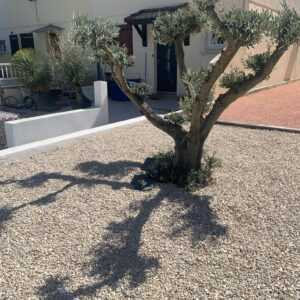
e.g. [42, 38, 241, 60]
[131, 174, 156, 191]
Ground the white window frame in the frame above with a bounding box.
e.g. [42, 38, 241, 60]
[207, 32, 224, 51]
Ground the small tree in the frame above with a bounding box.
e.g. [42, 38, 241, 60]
[71, 0, 300, 184]
[50, 37, 94, 104]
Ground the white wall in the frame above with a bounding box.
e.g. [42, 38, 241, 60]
[5, 81, 109, 147]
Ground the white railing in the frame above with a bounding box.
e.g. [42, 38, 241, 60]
[0, 63, 18, 80]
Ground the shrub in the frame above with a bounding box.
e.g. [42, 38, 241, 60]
[12, 49, 51, 92]
[143, 151, 176, 183]
[143, 150, 221, 190]
[50, 38, 94, 91]
[186, 154, 221, 191]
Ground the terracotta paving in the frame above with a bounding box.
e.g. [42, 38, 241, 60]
[220, 81, 300, 129]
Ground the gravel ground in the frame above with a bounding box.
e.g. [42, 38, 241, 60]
[0, 122, 299, 299]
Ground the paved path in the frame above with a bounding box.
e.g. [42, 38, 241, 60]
[220, 81, 300, 129]
[109, 97, 179, 123]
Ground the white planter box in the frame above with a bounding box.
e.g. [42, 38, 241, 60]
[4, 81, 109, 147]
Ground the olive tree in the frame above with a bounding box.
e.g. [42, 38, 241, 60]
[71, 0, 300, 182]
[50, 37, 94, 104]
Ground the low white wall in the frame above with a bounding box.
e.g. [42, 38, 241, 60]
[5, 81, 109, 147]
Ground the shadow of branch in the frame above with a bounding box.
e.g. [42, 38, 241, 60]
[37, 276, 75, 300]
[86, 193, 163, 288]
[0, 160, 142, 233]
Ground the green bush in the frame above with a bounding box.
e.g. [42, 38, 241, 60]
[12, 49, 51, 92]
[186, 154, 221, 191]
[143, 151, 221, 190]
[143, 151, 176, 183]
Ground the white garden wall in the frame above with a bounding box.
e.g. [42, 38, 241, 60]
[5, 81, 109, 147]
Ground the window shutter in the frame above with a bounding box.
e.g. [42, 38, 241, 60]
[9, 35, 20, 55]
[119, 25, 133, 55]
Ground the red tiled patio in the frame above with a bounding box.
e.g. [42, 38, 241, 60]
[220, 81, 300, 129]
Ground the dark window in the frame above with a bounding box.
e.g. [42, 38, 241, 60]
[9, 34, 19, 55]
[119, 25, 133, 55]
[0, 40, 6, 55]
[20, 33, 35, 49]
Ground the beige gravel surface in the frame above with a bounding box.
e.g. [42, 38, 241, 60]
[0, 122, 299, 299]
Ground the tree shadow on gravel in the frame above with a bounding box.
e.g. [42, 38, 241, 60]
[0, 182, 74, 234]
[0, 206, 14, 234]
[0, 161, 142, 234]
[37, 276, 74, 300]
[1, 160, 226, 299]
[169, 193, 227, 247]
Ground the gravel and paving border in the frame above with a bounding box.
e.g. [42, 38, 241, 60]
[0, 122, 299, 299]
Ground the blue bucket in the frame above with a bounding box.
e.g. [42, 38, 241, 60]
[108, 79, 141, 101]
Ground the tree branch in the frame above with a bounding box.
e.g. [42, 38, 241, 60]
[104, 46, 187, 140]
[200, 45, 288, 139]
[206, 1, 224, 31]
[202, 41, 240, 97]
[188, 40, 240, 137]
[174, 39, 187, 79]
[198, 2, 241, 98]
[199, 2, 241, 97]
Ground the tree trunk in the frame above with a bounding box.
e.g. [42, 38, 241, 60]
[174, 135, 205, 174]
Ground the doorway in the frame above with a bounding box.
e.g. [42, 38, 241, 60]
[157, 43, 177, 93]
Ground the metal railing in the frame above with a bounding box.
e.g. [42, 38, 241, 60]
[0, 63, 18, 80]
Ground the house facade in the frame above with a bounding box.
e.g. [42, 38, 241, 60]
[0, 0, 299, 95]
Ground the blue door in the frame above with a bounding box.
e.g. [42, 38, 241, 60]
[157, 44, 177, 93]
